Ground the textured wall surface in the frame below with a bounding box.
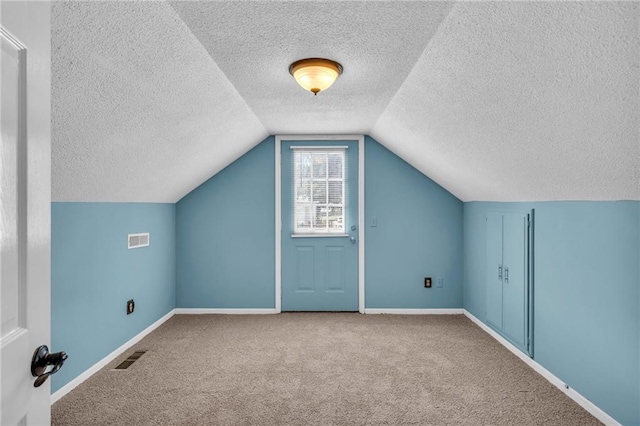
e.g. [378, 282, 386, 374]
[51, 2, 638, 203]
[365, 138, 463, 308]
[51, 203, 176, 392]
[463, 201, 640, 425]
[176, 137, 276, 308]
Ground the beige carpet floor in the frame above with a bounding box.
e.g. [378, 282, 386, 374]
[52, 314, 600, 425]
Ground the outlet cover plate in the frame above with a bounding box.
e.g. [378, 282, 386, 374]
[127, 299, 135, 315]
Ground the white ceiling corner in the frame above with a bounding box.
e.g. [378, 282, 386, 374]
[51, 1, 268, 203]
[372, 1, 639, 202]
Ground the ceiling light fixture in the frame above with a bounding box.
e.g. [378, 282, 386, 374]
[289, 58, 343, 95]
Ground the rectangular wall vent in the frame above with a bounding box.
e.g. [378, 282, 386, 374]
[128, 232, 150, 249]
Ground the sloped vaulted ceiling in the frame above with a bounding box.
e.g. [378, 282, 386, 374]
[52, 1, 268, 202]
[372, 2, 639, 202]
[51, 1, 639, 203]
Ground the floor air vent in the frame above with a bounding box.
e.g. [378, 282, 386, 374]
[114, 350, 146, 370]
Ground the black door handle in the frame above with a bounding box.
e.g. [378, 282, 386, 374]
[31, 345, 68, 388]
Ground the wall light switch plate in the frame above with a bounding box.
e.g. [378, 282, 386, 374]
[435, 277, 443, 288]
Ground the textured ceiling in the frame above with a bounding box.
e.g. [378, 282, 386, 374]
[51, 1, 639, 202]
[169, 1, 454, 135]
[372, 1, 640, 201]
[51, 1, 267, 202]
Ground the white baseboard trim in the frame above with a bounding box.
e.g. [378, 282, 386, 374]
[462, 310, 621, 426]
[50, 309, 175, 405]
[174, 308, 278, 315]
[364, 308, 464, 315]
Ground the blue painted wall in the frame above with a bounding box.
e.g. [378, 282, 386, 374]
[51, 137, 638, 424]
[175, 136, 464, 310]
[51, 203, 176, 393]
[365, 137, 463, 308]
[463, 201, 640, 425]
[176, 137, 276, 308]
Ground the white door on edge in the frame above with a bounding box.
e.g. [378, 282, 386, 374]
[1, 2, 53, 424]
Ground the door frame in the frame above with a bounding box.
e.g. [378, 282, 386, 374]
[275, 135, 365, 313]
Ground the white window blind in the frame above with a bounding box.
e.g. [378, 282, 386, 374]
[292, 148, 346, 235]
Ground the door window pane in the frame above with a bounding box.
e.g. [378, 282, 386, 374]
[328, 181, 342, 205]
[312, 154, 327, 179]
[298, 152, 312, 179]
[293, 149, 346, 234]
[328, 153, 343, 179]
[296, 179, 311, 201]
[312, 181, 327, 204]
[328, 206, 343, 229]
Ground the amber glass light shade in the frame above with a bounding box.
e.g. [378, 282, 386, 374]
[289, 58, 343, 95]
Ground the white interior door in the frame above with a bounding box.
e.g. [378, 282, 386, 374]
[1, 2, 52, 425]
